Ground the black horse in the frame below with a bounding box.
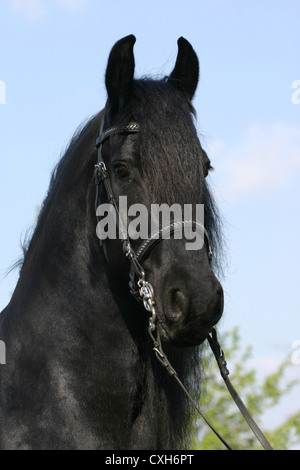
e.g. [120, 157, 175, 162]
[0, 35, 224, 450]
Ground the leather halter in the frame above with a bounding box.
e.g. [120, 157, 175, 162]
[94, 118, 273, 451]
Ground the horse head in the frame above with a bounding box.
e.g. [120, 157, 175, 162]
[97, 35, 224, 347]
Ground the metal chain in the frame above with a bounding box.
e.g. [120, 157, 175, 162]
[135, 273, 233, 449]
[137, 279, 157, 331]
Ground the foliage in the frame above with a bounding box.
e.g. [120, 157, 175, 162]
[190, 328, 300, 450]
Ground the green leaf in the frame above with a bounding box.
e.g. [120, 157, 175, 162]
[190, 328, 300, 450]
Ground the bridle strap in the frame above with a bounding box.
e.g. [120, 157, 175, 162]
[207, 329, 273, 450]
[95, 120, 140, 250]
[148, 327, 233, 450]
[151, 325, 273, 450]
[96, 122, 139, 148]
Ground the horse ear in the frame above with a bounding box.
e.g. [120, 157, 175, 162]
[105, 35, 136, 116]
[168, 37, 199, 101]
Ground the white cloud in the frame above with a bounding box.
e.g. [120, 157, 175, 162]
[209, 123, 300, 200]
[10, 0, 87, 20]
[55, 0, 87, 11]
[10, 0, 47, 21]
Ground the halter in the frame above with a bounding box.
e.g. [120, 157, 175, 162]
[95, 118, 273, 451]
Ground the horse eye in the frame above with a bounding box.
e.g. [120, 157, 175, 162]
[114, 164, 129, 179]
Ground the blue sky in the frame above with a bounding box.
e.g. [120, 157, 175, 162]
[1, 0, 300, 440]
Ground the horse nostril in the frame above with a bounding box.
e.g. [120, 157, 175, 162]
[165, 288, 189, 322]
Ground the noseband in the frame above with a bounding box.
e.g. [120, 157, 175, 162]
[94, 117, 273, 451]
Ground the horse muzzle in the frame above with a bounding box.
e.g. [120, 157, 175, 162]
[154, 270, 224, 348]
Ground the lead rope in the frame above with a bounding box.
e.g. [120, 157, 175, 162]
[136, 275, 233, 450]
[207, 330, 274, 450]
[137, 274, 273, 451]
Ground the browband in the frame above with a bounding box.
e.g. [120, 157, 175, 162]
[96, 122, 139, 148]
